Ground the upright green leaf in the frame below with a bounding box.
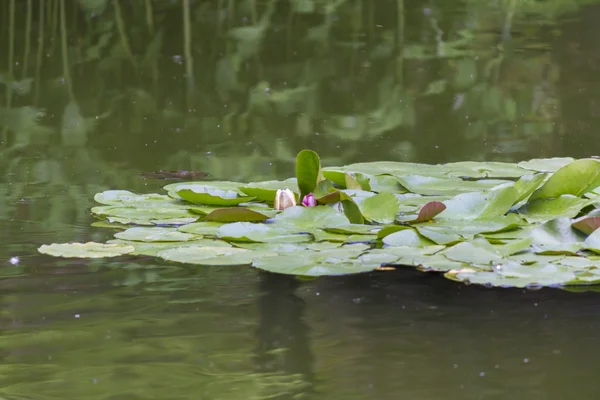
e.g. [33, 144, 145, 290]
[296, 149, 323, 199]
[530, 159, 600, 200]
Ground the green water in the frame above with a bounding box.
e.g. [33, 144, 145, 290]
[2, 1, 600, 398]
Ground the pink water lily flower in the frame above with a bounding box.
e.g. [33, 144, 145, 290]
[302, 193, 317, 207]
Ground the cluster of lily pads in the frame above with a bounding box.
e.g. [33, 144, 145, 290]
[37, 150, 600, 288]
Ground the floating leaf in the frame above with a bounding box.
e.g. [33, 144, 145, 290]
[272, 205, 350, 231]
[360, 192, 400, 224]
[177, 187, 255, 206]
[159, 246, 273, 266]
[252, 245, 377, 276]
[438, 186, 517, 220]
[239, 178, 299, 202]
[114, 227, 198, 242]
[204, 207, 272, 222]
[38, 242, 134, 258]
[217, 222, 310, 243]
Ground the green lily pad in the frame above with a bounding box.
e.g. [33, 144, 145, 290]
[38, 242, 135, 258]
[448, 262, 578, 288]
[204, 207, 273, 222]
[252, 245, 378, 276]
[108, 238, 231, 257]
[438, 186, 517, 220]
[360, 192, 400, 224]
[176, 187, 255, 206]
[159, 246, 274, 266]
[272, 205, 350, 231]
[529, 159, 600, 200]
[517, 157, 574, 173]
[382, 228, 436, 247]
[239, 178, 299, 202]
[517, 195, 592, 223]
[114, 227, 199, 242]
[395, 175, 511, 196]
[217, 222, 311, 243]
[177, 221, 225, 236]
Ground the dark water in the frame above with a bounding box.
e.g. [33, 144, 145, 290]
[3, 1, 600, 398]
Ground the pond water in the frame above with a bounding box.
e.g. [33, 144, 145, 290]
[2, 1, 600, 399]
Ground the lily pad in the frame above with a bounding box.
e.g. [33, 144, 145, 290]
[38, 242, 135, 258]
[360, 192, 400, 224]
[177, 187, 255, 206]
[159, 246, 273, 266]
[252, 245, 378, 276]
[114, 227, 199, 242]
[529, 159, 600, 200]
[204, 207, 273, 222]
[217, 222, 311, 243]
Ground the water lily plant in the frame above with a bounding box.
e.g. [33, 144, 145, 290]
[36, 150, 600, 290]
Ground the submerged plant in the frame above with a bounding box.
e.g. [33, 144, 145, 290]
[37, 150, 600, 289]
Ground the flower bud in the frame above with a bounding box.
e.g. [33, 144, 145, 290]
[302, 193, 317, 207]
[274, 189, 296, 210]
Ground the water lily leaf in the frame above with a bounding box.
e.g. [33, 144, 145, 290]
[533, 243, 582, 256]
[177, 187, 255, 206]
[448, 262, 577, 288]
[382, 229, 436, 247]
[114, 227, 199, 242]
[159, 246, 273, 266]
[151, 217, 199, 226]
[410, 201, 446, 223]
[395, 175, 510, 196]
[530, 159, 600, 201]
[92, 205, 193, 221]
[344, 172, 363, 190]
[512, 173, 548, 203]
[204, 207, 272, 222]
[415, 225, 463, 245]
[572, 216, 600, 235]
[313, 189, 365, 224]
[178, 221, 225, 236]
[239, 178, 299, 202]
[517, 195, 591, 223]
[296, 149, 323, 199]
[528, 217, 586, 246]
[582, 229, 600, 254]
[442, 161, 528, 179]
[494, 237, 533, 257]
[518, 157, 575, 173]
[438, 186, 517, 220]
[164, 181, 244, 196]
[360, 192, 400, 224]
[217, 222, 311, 243]
[442, 241, 504, 266]
[377, 225, 411, 239]
[272, 205, 350, 231]
[252, 246, 376, 276]
[38, 242, 134, 258]
[324, 224, 380, 235]
[108, 238, 231, 257]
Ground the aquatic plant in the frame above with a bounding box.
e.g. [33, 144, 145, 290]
[38, 149, 600, 289]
